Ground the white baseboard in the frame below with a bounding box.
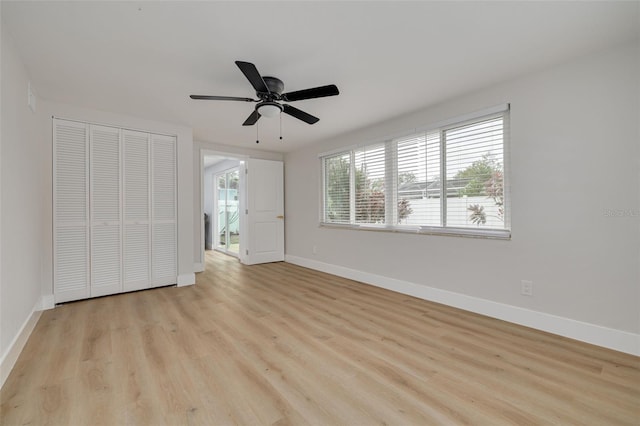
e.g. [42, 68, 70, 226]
[177, 272, 196, 287]
[193, 262, 204, 273]
[40, 294, 55, 310]
[285, 255, 640, 356]
[0, 300, 43, 389]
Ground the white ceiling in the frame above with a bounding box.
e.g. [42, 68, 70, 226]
[2, 1, 638, 153]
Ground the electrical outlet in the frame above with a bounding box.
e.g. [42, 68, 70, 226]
[312, 245, 317, 255]
[521, 280, 533, 296]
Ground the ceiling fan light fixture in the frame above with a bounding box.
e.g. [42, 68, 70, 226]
[257, 102, 283, 118]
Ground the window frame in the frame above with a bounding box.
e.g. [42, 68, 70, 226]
[320, 104, 511, 239]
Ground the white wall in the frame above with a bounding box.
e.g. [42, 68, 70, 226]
[38, 99, 196, 298]
[284, 42, 639, 352]
[1, 21, 47, 384]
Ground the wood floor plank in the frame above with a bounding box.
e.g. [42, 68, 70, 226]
[2, 250, 639, 425]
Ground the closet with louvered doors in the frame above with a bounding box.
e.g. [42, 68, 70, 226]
[53, 118, 177, 303]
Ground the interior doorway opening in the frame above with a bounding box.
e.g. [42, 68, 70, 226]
[215, 167, 240, 255]
[203, 154, 243, 262]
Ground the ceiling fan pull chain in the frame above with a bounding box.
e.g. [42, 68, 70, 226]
[256, 120, 259, 144]
[280, 112, 283, 140]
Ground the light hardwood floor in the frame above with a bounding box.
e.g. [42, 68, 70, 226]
[1, 251, 639, 425]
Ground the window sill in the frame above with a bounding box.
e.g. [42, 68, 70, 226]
[319, 222, 511, 240]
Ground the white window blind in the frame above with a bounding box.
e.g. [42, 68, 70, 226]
[320, 106, 510, 238]
[395, 131, 441, 227]
[444, 115, 505, 229]
[354, 144, 386, 224]
[323, 152, 351, 224]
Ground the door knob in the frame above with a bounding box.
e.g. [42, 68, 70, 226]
[277, 215, 284, 219]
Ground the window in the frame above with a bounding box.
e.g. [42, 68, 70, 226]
[354, 144, 386, 224]
[323, 152, 351, 224]
[321, 106, 510, 238]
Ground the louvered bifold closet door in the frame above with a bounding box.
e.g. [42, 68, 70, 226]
[90, 125, 122, 297]
[54, 119, 90, 303]
[123, 130, 151, 291]
[151, 134, 177, 287]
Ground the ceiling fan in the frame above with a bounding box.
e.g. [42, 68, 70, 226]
[190, 61, 339, 126]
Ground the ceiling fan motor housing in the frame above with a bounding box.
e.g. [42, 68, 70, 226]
[261, 76, 284, 98]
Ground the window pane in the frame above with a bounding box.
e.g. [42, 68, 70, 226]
[396, 132, 440, 226]
[355, 144, 385, 224]
[324, 153, 351, 223]
[445, 116, 504, 229]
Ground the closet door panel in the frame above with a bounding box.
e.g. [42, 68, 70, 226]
[123, 130, 151, 291]
[152, 223, 177, 285]
[152, 135, 176, 220]
[90, 225, 121, 297]
[91, 126, 121, 222]
[55, 226, 89, 301]
[124, 130, 150, 220]
[54, 119, 90, 303]
[124, 224, 150, 291]
[151, 134, 177, 286]
[90, 125, 122, 296]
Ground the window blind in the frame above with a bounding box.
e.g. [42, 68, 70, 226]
[354, 144, 386, 224]
[323, 152, 351, 224]
[395, 131, 441, 227]
[444, 115, 505, 229]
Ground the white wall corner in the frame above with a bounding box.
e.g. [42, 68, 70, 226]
[177, 273, 196, 287]
[285, 255, 640, 356]
[0, 300, 42, 389]
[193, 262, 204, 273]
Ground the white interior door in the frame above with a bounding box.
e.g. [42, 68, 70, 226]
[244, 159, 284, 265]
[90, 125, 122, 297]
[53, 119, 90, 303]
[151, 134, 177, 286]
[123, 130, 151, 292]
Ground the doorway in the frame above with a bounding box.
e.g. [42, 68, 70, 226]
[215, 167, 240, 255]
[202, 154, 244, 263]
